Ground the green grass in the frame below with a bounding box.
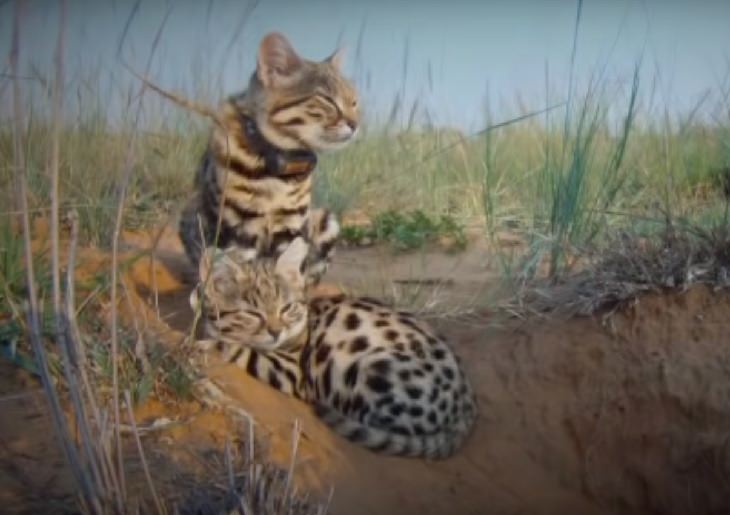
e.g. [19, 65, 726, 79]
[483, 70, 641, 279]
[88, 329, 195, 403]
[0, 217, 30, 318]
[0, 111, 207, 246]
[0, 216, 53, 323]
[2, 63, 730, 411]
[2, 93, 728, 274]
[341, 209, 467, 251]
[0, 89, 728, 273]
[315, 127, 486, 219]
[0, 206, 195, 401]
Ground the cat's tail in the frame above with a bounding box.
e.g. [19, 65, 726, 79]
[313, 398, 477, 460]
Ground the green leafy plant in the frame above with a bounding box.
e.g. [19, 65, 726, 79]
[341, 209, 467, 251]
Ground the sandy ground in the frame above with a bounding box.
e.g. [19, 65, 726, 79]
[2, 225, 730, 514]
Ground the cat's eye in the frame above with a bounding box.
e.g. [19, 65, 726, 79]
[351, 99, 358, 108]
[280, 302, 301, 319]
[242, 310, 265, 326]
[315, 93, 341, 114]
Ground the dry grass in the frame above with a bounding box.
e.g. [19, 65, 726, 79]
[2, 3, 328, 512]
[507, 214, 730, 318]
[170, 426, 329, 515]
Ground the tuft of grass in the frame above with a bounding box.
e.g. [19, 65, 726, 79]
[0, 118, 207, 247]
[2, 79, 728, 279]
[75, 320, 196, 404]
[0, 217, 53, 330]
[509, 214, 730, 318]
[482, 67, 641, 281]
[340, 209, 467, 251]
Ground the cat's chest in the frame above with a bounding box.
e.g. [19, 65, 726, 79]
[221, 173, 311, 212]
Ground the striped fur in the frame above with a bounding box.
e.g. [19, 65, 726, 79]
[179, 32, 358, 284]
[192, 239, 478, 459]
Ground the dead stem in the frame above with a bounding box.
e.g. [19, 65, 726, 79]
[143, 216, 174, 323]
[65, 212, 108, 456]
[65, 210, 80, 340]
[123, 63, 226, 128]
[224, 439, 236, 491]
[109, 3, 173, 498]
[120, 275, 151, 374]
[48, 0, 64, 341]
[281, 419, 302, 512]
[124, 390, 165, 514]
[11, 0, 102, 511]
[47, 0, 104, 498]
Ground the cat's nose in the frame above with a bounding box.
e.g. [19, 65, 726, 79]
[268, 328, 281, 340]
[345, 119, 358, 131]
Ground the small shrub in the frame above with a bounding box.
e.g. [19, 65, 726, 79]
[340, 209, 467, 251]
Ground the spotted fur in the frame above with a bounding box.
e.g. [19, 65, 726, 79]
[192, 239, 478, 459]
[179, 32, 358, 283]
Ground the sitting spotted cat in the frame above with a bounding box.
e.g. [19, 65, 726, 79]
[191, 238, 477, 459]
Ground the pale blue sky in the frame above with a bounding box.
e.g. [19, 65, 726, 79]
[2, 0, 729, 130]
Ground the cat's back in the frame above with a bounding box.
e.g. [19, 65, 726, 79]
[304, 295, 477, 449]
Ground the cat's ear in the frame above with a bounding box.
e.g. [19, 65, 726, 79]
[275, 237, 308, 288]
[257, 32, 303, 89]
[325, 47, 345, 69]
[225, 247, 258, 266]
[199, 247, 240, 302]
